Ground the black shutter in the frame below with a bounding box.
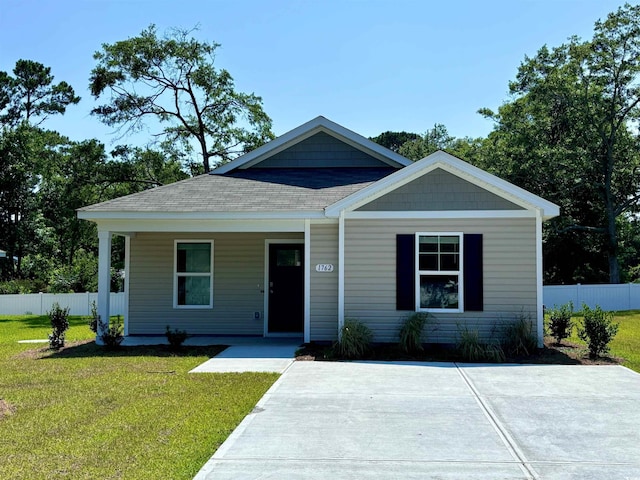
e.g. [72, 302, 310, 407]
[464, 234, 483, 311]
[396, 234, 415, 310]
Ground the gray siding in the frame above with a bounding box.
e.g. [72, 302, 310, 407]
[357, 168, 523, 211]
[309, 223, 339, 341]
[344, 218, 537, 343]
[128, 232, 302, 335]
[255, 131, 388, 168]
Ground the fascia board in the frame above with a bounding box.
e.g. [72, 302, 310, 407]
[77, 210, 326, 221]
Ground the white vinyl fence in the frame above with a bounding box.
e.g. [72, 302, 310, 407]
[0, 292, 125, 316]
[544, 284, 640, 312]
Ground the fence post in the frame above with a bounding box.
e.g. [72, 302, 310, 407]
[39, 292, 43, 315]
[576, 283, 581, 309]
[630, 283, 633, 311]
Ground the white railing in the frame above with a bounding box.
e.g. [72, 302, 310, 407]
[544, 284, 640, 312]
[0, 292, 125, 316]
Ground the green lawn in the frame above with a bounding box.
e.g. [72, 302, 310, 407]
[0, 315, 278, 480]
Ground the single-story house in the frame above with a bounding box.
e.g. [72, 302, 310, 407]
[78, 116, 559, 346]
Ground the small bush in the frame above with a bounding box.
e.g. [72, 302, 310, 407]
[502, 313, 537, 356]
[547, 302, 574, 344]
[166, 326, 188, 349]
[398, 312, 430, 353]
[457, 325, 505, 363]
[578, 304, 619, 358]
[98, 315, 124, 349]
[334, 318, 373, 359]
[88, 301, 98, 334]
[48, 302, 70, 350]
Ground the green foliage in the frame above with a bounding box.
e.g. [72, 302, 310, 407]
[166, 325, 189, 349]
[502, 313, 537, 356]
[547, 302, 574, 344]
[89, 301, 98, 334]
[89, 24, 274, 172]
[457, 325, 505, 362]
[334, 318, 373, 359]
[578, 304, 619, 358]
[47, 302, 70, 349]
[398, 312, 430, 353]
[98, 315, 124, 349]
[369, 131, 419, 153]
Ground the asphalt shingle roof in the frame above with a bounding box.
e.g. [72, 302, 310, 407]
[78, 168, 397, 213]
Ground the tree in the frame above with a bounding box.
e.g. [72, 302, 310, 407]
[479, 4, 640, 283]
[89, 25, 274, 173]
[0, 59, 80, 126]
[369, 131, 419, 153]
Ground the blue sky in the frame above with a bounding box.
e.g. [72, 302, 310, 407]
[0, 0, 627, 149]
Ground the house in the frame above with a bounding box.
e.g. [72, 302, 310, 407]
[78, 116, 559, 346]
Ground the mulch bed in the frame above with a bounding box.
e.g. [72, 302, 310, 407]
[296, 337, 622, 365]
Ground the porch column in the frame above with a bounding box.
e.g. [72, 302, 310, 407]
[123, 234, 131, 336]
[96, 230, 112, 345]
[337, 212, 345, 339]
[535, 209, 544, 348]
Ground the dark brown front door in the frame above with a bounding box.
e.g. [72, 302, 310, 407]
[268, 244, 304, 333]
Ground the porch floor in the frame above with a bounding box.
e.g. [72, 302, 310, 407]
[121, 335, 303, 347]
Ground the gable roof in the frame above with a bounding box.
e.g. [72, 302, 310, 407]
[325, 150, 561, 220]
[212, 116, 411, 174]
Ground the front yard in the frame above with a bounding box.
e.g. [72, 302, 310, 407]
[0, 315, 278, 480]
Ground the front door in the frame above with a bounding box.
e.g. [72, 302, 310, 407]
[268, 243, 304, 333]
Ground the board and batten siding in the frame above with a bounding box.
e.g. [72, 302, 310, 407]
[357, 168, 523, 211]
[128, 232, 302, 335]
[309, 222, 339, 340]
[344, 218, 537, 343]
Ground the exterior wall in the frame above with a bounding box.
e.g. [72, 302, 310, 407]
[255, 131, 387, 168]
[128, 232, 302, 335]
[357, 168, 523, 211]
[344, 218, 537, 343]
[309, 222, 339, 341]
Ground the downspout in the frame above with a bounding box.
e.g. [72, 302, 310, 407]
[536, 209, 544, 348]
[338, 211, 345, 339]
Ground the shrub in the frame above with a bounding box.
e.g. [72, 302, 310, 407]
[88, 301, 98, 334]
[98, 315, 124, 349]
[334, 318, 373, 359]
[48, 302, 70, 350]
[166, 326, 189, 349]
[578, 304, 619, 358]
[398, 312, 430, 353]
[502, 313, 537, 356]
[457, 325, 505, 363]
[547, 302, 574, 344]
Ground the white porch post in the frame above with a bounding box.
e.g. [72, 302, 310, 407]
[338, 212, 345, 339]
[536, 210, 544, 348]
[97, 230, 112, 345]
[304, 219, 311, 343]
[123, 234, 131, 336]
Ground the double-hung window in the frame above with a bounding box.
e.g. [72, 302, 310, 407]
[416, 233, 463, 312]
[174, 241, 213, 308]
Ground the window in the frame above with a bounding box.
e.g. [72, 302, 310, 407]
[416, 233, 463, 312]
[174, 241, 213, 308]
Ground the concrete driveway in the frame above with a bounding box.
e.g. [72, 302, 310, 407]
[194, 362, 640, 479]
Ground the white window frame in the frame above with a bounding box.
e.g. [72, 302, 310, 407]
[173, 239, 214, 309]
[415, 232, 463, 313]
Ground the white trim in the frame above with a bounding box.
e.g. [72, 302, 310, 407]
[212, 116, 411, 174]
[78, 210, 326, 221]
[345, 210, 536, 220]
[415, 232, 464, 313]
[96, 230, 112, 345]
[123, 235, 130, 336]
[91, 219, 307, 234]
[304, 220, 311, 343]
[337, 211, 345, 338]
[173, 240, 214, 309]
[264, 239, 305, 337]
[536, 210, 544, 348]
[325, 150, 560, 220]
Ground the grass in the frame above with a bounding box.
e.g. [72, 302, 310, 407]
[0, 315, 278, 480]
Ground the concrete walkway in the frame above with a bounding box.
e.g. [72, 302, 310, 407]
[189, 341, 301, 373]
[194, 362, 640, 479]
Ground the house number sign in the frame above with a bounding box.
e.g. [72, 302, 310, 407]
[315, 264, 334, 272]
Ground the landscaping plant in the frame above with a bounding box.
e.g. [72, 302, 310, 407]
[457, 325, 505, 362]
[547, 302, 574, 344]
[398, 312, 430, 353]
[98, 314, 124, 349]
[47, 302, 70, 349]
[335, 318, 373, 359]
[578, 304, 619, 358]
[166, 325, 189, 350]
[88, 300, 98, 334]
[502, 313, 537, 356]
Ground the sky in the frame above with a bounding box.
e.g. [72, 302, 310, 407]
[0, 0, 629, 151]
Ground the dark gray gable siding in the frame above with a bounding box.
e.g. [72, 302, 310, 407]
[357, 168, 524, 211]
[253, 131, 389, 168]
